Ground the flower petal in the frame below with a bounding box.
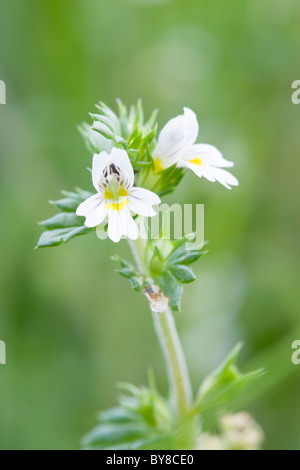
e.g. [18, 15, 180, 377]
[153, 114, 187, 167]
[182, 108, 199, 147]
[109, 148, 134, 188]
[182, 144, 234, 168]
[92, 152, 110, 192]
[129, 187, 160, 217]
[177, 159, 216, 181]
[76, 194, 107, 227]
[129, 201, 156, 217]
[125, 210, 139, 241]
[131, 187, 161, 205]
[76, 194, 102, 216]
[107, 207, 138, 242]
[107, 209, 122, 243]
[207, 167, 239, 189]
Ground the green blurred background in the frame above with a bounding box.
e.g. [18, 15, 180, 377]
[0, 0, 299, 450]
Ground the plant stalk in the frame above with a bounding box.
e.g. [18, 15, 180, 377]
[128, 238, 193, 417]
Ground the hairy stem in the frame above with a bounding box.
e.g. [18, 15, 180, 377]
[128, 238, 193, 417]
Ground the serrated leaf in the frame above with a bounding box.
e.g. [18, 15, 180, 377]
[142, 125, 157, 145]
[138, 434, 177, 450]
[96, 102, 120, 132]
[169, 250, 202, 266]
[158, 271, 183, 311]
[89, 113, 115, 132]
[133, 161, 152, 171]
[97, 407, 138, 424]
[116, 98, 128, 118]
[195, 343, 265, 413]
[50, 198, 80, 212]
[81, 376, 181, 451]
[170, 265, 197, 283]
[128, 124, 140, 146]
[39, 212, 84, 229]
[92, 121, 115, 140]
[78, 122, 113, 154]
[37, 189, 94, 248]
[36, 226, 92, 248]
[118, 267, 137, 279]
[111, 255, 132, 269]
[130, 276, 144, 291]
[82, 422, 148, 448]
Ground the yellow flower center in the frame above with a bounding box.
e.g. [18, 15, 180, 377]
[189, 157, 203, 166]
[105, 200, 129, 212]
[118, 188, 128, 197]
[104, 189, 114, 200]
[104, 187, 128, 202]
[154, 158, 165, 172]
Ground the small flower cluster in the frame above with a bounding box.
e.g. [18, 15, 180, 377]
[38, 101, 238, 246]
[77, 101, 238, 243]
[198, 412, 264, 450]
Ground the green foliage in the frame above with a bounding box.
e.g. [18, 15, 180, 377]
[145, 165, 186, 198]
[82, 344, 264, 450]
[79, 100, 186, 197]
[82, 374, 180, 450]
[150, 236, 206, 311]
[36, 189, 94, 248]
[80, 99, 158, 174]
[113, 236, 206, 311]
[111, 255, 145, 292]
[195, 343, 265, 413]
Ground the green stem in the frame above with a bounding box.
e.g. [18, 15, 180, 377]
[152, 308, 192, 416]
[128, 238, 193, 417]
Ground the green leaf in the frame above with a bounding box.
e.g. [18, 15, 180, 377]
[111, 255, 132, 269]
[96, 102, 121, 132]
[50, 197, 80, 213]
[39, 212, 84, 229]
[170, 265, 197, 283]
[158, 270, 183, 311]
[117, 267, 137, 279]
[138, 435, 178, 450]
[169, 250, 202, 266]
[82, 422, 148, 448]
[36, 226, 91, 248]
[112, 256, 145, 291]
[128, 124, 140, 147]
[97, 407, 138, 424]
[36, 188, 94, 248]
[143, 123, 157, 141]
[89, 113, 116, 132]
[82, 376, 175, 450]
[92, 121, 115, 140]
[129, 276, 144, 292]
[195, 343, 265, 413]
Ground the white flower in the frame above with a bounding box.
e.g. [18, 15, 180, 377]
[76, 148, 160, 243]
[153, 107, 239, 190]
